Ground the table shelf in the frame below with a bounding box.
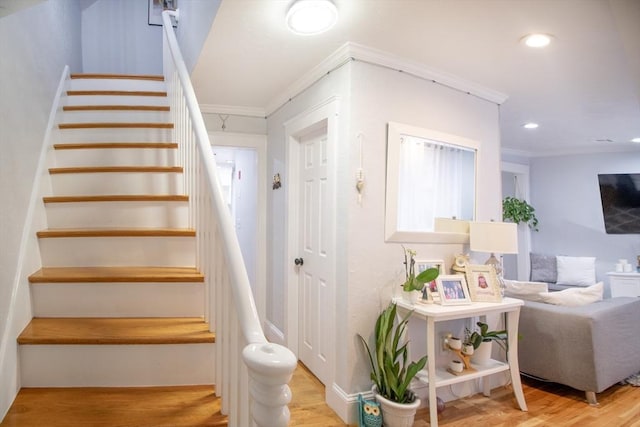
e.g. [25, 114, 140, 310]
[416, 359, 509, 387]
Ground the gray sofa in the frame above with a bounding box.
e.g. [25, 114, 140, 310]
[518, 296, 640, 404]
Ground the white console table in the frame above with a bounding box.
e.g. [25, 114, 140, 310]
[393, 297, 527, 427]
[607, 272, 640, 297]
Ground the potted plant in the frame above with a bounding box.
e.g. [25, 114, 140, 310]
[464, 321, 507, 366]
[358, 302, 427, 427]
[401, 246, 439, 303]
[502, 196, 539, 231]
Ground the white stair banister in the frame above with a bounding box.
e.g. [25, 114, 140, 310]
[161, 10, 297, 427]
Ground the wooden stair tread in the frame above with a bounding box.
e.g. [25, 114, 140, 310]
[43, 194, 188, 203]
[59, 122, 174, 129]
[1, 386, 227, 427]
[36, 228, 196, 238]
[17, 317, 215, 345]
[29, 266, 204, 283]
[49, 166, 182, 174]
[70, 73, 165, 81]
[63, 105, 170, 111]
[54, 142, 178, 149]
[67, 90, 167, 97]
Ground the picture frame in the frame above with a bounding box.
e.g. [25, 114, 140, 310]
[416, 259, 446, 303]
[148, 0, 178, 27]
[435, 275, 472, 305]
[465, 264, 502, 302]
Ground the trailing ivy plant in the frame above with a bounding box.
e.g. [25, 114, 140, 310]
[502, 196, 539, 231]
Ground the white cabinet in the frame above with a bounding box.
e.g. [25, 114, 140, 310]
[608, 272, 640, 297]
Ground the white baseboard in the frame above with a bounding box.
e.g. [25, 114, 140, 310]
[326, 382, 374, 425]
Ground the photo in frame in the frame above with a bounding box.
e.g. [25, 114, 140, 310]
[435, 275, 472, 305]
[465, 264, 502, 302]
[416, 259, 446, 303]
[148, 0, 178, 26]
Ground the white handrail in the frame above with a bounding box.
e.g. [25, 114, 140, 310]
[161, 10, 296, 427]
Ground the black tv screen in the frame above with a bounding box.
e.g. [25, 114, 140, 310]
[598, 173, 640, 234]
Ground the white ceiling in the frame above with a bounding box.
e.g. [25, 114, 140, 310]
[191, 0, 640, 156]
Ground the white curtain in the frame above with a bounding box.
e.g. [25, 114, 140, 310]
[397, 135, 470, 231]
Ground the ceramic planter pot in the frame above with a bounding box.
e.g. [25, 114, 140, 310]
[402, 290, 421, 304]
[471, 341, 492, 366]
[462, 344, 474, 356]
[373, 387, 421, 427]
[448, 337, 462, 350]
[449, 359, 464, 373]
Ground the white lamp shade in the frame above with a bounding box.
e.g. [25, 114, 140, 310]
[434, 217, 469, 234]
[469, 221, 518, 254]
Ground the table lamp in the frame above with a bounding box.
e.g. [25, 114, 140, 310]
[469, 221, 518, 277]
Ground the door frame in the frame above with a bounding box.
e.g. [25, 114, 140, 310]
[284, 97, 339, 380]
[501, 161, 531, 281]
[209, 131, 267, 322]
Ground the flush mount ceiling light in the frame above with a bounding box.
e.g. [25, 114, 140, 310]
[631, 137, 640, 143]
[523, 122, 539, 129]
[286, 0, 337, 35]
[522, 33, 552, 48]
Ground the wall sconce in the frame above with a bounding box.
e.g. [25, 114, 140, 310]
[273, 173, 282, 190]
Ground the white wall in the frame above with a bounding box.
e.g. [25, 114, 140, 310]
[530, 151, 640, 293]
[266, 52, 503, 421]
[81, 0, 162, 74]
[346, 60, 502, 396]
[174, 0, 220, 73]
[0, 0, 82, 418]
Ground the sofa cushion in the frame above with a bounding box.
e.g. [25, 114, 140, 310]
[530, 253, 557, 283]
[503, 280, 549, 302]
[538, 282, 603, 306]
[556, 256, 596, 286]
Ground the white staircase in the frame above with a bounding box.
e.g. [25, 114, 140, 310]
[17, 74, 216, 389]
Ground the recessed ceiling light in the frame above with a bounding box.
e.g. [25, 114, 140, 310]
[630, 137, 640, 143]
[522, 33, 552, 48]
[523, 123, 539, 129]
[286, 0, 337, 35]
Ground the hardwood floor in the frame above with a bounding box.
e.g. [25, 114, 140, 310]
[0, 386, 226, 427]
[289, 363, 640, 426]
[3, 364, 638, 426]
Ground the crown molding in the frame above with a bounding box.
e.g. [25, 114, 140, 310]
[265, 41, 508, 116]
[502, 144, 640, 158]
[199, 104, 266, 118]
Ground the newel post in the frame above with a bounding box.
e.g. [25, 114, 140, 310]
[242, 343, 297, 427]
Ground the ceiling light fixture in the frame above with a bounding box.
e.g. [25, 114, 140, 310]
[523, 123, 539, 129]
[523, 33, 552, 48]
[286, 0, 337, 35]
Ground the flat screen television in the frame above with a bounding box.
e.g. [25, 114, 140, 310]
[598, 173, 640, 234]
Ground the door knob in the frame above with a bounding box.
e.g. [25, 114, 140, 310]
[294, 258, 304, 266]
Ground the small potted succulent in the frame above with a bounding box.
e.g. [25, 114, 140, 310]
[464, 322, 508, 365]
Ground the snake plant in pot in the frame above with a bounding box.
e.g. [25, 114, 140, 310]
[358, 302, 427, 427]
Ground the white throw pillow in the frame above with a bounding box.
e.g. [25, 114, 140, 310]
[538, 282, 604, 307]
[556, 256, 596, 287]
[503, 280, 549, 302]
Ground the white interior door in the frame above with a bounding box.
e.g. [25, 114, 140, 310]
[296, 127, 332, 385]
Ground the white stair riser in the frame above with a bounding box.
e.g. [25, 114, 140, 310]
[46, 201, 189, 228]
[20, 343, 214, 387]
[65, 95, 169, 107]
[68, 78, 166, 92]
[50, 172, 184, 196]
[60, 110, 170, 124]
[54, 148, 178, 167]
[57, 128, 173, 143]
[31, 282, 204, 317]
[39, 236, 195, 267]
